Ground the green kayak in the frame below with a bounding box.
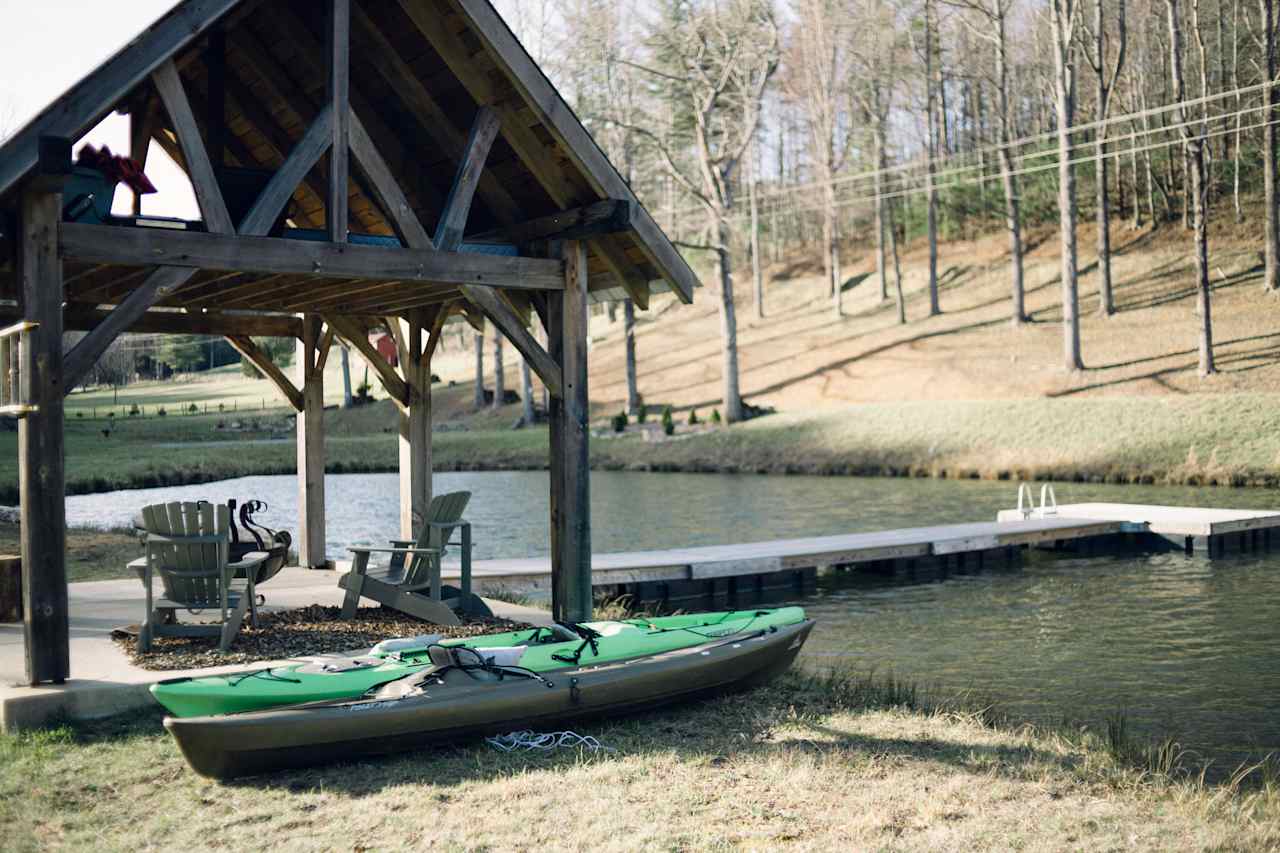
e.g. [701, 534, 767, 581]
[151, 607, 806, 718]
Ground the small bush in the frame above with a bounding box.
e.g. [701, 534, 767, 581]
[156, 406, 167, 417]
[128, 404, 140, 417]
[688, 409, 699, 426]
[611, 411, 627, 433]
[637, 403, 649, 424]
[661, 405, 674, 436]
[218, 402, 225, 412]
[74, 411, 83, 418]
[188, 403, 199, 414]
[107, 411, 115, 419]
[711, 408, 722, 424]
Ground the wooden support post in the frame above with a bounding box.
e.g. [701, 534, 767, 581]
[297, 317, 327, 567]
[549, 241, 592, 623]
[328, 0, 350, 242]
[19, 179, 69, 685]
[398, 313, 432, 539]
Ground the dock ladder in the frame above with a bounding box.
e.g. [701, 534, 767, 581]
[1015, 483, 1059, 520]
[0, 321, 39, 418]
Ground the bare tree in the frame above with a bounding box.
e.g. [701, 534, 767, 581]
[1049, 0, 1085, 369]
[1260, 0, 1280, 290]
[623, 299, 641, 415]
[339, 344, 353, 408]
[950, 0, 1028, 324]
[630, 0, 780, 422]
[1168, 0, 1216, 374]
[1085, 0, 1127, 317]
[921, 0, 944, 316]
[748, 147, 765, 319]
[787, 0, 854, 315]
[473, 325, 485, 409]
[492, 332, 505, 409]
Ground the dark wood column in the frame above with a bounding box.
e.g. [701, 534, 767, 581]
[19, 179, 69, 684]
[549, 240, 592, 623]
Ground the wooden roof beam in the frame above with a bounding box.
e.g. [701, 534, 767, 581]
[32, 305, 303, 337]
[466, 200, 632, 245]
[60, 224, 566, 290]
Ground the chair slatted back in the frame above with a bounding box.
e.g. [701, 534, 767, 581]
[140, 501, 231, 606]
[404, 491, 471, 586]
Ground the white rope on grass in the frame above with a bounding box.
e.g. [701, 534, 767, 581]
[485, 730, 615, 753]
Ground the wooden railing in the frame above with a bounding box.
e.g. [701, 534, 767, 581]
[0, 321, 38, 417]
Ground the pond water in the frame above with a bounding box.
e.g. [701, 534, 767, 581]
[67, 471, 1280, 775]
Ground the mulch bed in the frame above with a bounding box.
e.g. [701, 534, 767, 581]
[111, 604, 534, 671]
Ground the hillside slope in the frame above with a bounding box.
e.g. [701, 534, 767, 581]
[432, 214, 1280, 416]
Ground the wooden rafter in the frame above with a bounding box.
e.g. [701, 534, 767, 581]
[152, 59, 233, 235]
[239, 105, 333, 236]
[226, 335, 304, 411]
[60, 224, 566, 290]
[423, 301, 451, 362]
[466, 200, 632, 245]
[397, 0, 660, 303]
[348, 109, 431, 248]
[350, 3, 523, 224]
[434, 108, 502, 252]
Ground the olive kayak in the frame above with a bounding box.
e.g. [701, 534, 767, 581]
[151, 607, 807, 718]
[165, 619, 814, 779]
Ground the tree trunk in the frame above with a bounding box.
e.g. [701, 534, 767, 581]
[340, 344, 353, 408]
[874, 125, 888, 303]
[1051, 0, 1083, 370]
[1131, 127, 1142, 229]
[520, 353, 534, 425]
[925, 0, 942, 316]
[749, 159, 764, 320]
[715, 219, 745, 423]
[1168, 0, 1216, 374]
[1262, 0, 1280, 290]
[473, 327, 485, 408]
[993, 0, 1025, 325]
[889, 202, 906, 325]
[827, 181, 842, 317]
[623, 298, 640, 416]
[492, 332, 505, 409]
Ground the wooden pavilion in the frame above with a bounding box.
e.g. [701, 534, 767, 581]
[0, 0, 696, 685]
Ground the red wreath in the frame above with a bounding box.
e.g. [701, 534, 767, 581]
[76, 144, 157, 196]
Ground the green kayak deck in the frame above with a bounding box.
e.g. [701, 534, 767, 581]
[151, 607, 806, 717]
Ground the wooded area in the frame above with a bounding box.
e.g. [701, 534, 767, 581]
[500, 0, 1280, 410]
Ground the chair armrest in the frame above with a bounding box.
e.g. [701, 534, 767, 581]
[128, 556, 147, 569]
[347, 546, 441, 556]
[388, 539, 414, 548]
[228, 551, 270, 569]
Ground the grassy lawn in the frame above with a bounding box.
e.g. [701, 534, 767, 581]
[2, 669, 1276, 851]
[0, 523, 140, 583]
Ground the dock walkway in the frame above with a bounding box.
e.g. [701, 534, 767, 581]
[447, 517, 1126, 590]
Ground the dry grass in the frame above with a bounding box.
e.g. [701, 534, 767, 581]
[2, 667, 1277, 851]
[0, 521, 141, 582]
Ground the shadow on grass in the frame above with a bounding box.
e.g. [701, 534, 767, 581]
[45, 667, 1094, 799]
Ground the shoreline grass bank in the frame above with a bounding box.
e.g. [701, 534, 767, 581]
[2, 668, 1276, 850]
[5, 392, 1279, 504]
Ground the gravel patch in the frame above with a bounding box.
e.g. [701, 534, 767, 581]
[112, 604, 534, 671]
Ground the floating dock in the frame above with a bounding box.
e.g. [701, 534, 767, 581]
[448, 503, 1280, 608]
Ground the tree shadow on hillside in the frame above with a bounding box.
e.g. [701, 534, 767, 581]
[1045, 332, 1280, 397]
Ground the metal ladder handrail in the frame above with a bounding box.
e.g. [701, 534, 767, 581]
[0, 321, 39, 418]
[1015, 483, 1059, 520]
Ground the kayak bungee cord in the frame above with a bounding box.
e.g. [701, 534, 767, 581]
[226, 669, 302, 687]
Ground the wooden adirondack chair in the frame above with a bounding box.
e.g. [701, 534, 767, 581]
[338, 491, 489, 626]
[133, 502, 268, 652]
